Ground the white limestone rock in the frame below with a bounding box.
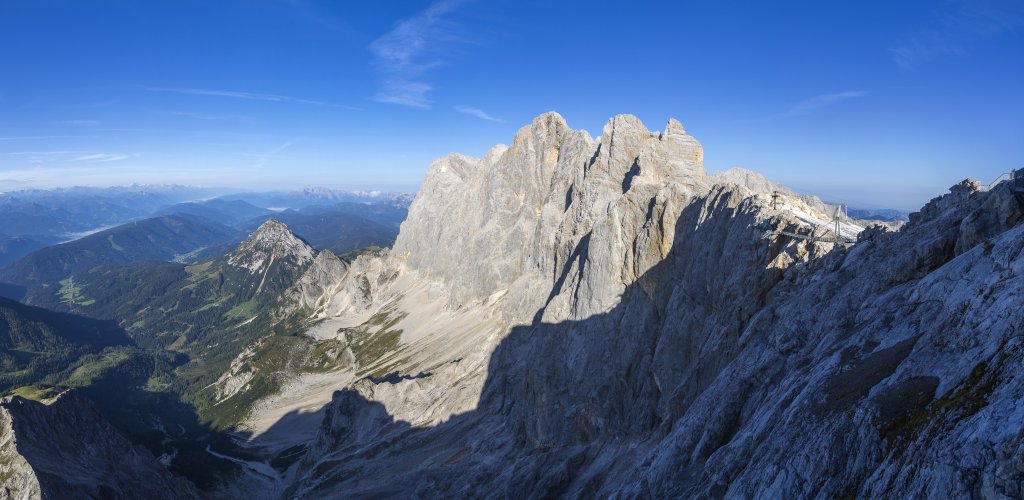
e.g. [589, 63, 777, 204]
[227, 219, 314, 273]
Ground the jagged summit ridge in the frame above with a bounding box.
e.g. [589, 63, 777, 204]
[227, 219, 314, 271]
[394, 112, 712, 321]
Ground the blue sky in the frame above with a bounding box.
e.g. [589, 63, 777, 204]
[0, 0, 1021, 209]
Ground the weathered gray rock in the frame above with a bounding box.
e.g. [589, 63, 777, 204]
[280, 249, 348, 317]
[279, 112, 1024, 499]
[0, 392, 198, 500]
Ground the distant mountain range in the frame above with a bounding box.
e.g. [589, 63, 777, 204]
[152, 199, 273, 228]
[219, 188, 414, 211]
[0, 185, 414, 267]
[845, 207, 911, 222]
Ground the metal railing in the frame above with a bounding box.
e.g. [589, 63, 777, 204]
[762, 228, 856, 245]
[762, 201, 857, 246]
[981, 168, 1023, 191]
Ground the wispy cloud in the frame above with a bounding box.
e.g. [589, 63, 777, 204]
[890, 35, 966, 70]
[1, 151, 134, 164]
[151, 109, 251, 121]
[369, 0, 466, 108]
[890, 0, 1024, 69]
[55, 119, 101, 126]
[0, 175, 38, 188]
[779, 91, 868, 118]
[73, 153, 135, 162]
[453, 105, 503, 122]
[0, 165, 147, 190]
[147, 87, 327, 106]
[2, 151, 82, 164]
[244, 141, 295, 168]
[0, 135, 84, 141]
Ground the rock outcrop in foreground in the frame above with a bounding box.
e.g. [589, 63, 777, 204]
[0, 391, 198, 499]
[231, 112, 1024, 497]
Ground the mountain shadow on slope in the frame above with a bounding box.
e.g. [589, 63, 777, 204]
[0, 296, 132, 393]
[286, 181, 1024, 498]
[11, 221, 333, 433]
[288, 186, 797, 495]
[0, 295, 275, 492]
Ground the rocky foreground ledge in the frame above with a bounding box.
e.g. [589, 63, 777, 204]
[0, 391, 199, 499]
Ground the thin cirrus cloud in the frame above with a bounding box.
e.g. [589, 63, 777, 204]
[1, 151, 134, 164]
[151, 109, 252, 121]
[147, 87, 340, 107]
[369, 0, 465, 109]
[778, 91, 868, 118]
[55, 119, 101, 126]
[243, 141, 295, 168]
[453, 105, 504, 122]
[72, 153, 135, 162]
[0, 135, 83, 141]
[2, 151, 81, 164]
[889, 0, 1024, 69]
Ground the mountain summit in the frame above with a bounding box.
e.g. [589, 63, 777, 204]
[227, 219, 314, 272]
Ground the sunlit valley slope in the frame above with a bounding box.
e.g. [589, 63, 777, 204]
[2, 112, 1023, 498]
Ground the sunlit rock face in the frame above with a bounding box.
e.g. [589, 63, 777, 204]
[227, 219, 315, 273]
[393, 112, 712, 324]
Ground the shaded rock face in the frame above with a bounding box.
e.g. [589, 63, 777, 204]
[0, 392, 198, 500]
[314, 181, 1022, 498]
[282, 250, 348, 316]
[279, 113, 1024, 498]
[274, 114, 846, 494]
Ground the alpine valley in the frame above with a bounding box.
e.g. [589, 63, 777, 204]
[2, 113, 1022, 499]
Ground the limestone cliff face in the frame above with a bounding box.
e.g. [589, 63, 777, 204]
[281, 113, 905, 496]
[280, 249, 348, 316]
[393, 113, 713, 324]
[274, 113, 1024, 498]
[0, 392, 198, 500]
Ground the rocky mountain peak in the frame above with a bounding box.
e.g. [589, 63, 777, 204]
[393, 112, 714, 317]
[664, 117, 686, 136]
[227, 219, 314, 271]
